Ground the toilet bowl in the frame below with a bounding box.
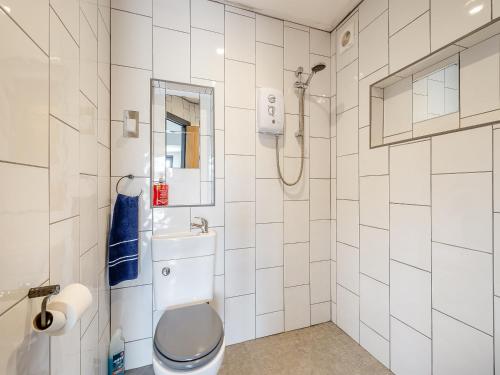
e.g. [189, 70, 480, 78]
[151, 229, 224, 374]
[152, 304, 225, 375]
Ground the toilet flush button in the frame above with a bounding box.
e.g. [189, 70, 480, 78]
[162, 267, 170, 276]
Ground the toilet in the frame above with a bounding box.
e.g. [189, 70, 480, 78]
[151, 230, 224, 375]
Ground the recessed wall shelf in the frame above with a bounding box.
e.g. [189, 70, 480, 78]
[370, 18, 500, 148]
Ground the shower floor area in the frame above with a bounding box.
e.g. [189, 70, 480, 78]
[126, 322, 392, 375]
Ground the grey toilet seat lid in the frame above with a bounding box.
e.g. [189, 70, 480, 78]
[154, 304, 223, 366]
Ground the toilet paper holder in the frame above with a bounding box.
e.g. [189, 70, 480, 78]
[28, 284, 60, 330]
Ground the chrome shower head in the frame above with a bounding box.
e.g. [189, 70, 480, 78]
[312, 63, 326, 73]
[303, 63, 326, 87]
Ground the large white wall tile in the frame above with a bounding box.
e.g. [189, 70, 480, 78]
[111, 122, 150, 177]
[337, 243, 359, 294]
[389, 12, 430, 73]
[0, 13, 49, 167]
[337, 107, 358, 156]
[225, 108, 255, 155]
[359, 126, 388, 176]
[111, 65, 152, 122]
[284, 200, 309, 243]
[337, 200, 359, 247]
[256, 179, 283, 223]
[50, 9, 79, 130]
[225, 294, 255, 345]
[284, 26, 309, 71]
[80, 246, 99, 332]
[124, 338, 152, 371]
[360, 275, 389, 339]
[310, 179, 330, 220]
[225, 155, 255, 202]
[460, 36, 500, 118]
[389, 0, 428, 35]
[284, 285, 310, 331]
[0, 164, 49, 314]
[360, 175, 389, 229]
[50, 217, 80, 287]
[256, 223, 283, 269]
[390, 317, 431, 375]
[310, 220, 330, 262]
[191, 0, 224, 34]
[111, 285, 152, 342]
[433, 242, 493, 334]
[383, 77, 412, 137]
[360, 323, 390, 368]
[225, 202, 255, 249]
[311, 302, 331, 325]
[390, 260, 431, 336]
[337, 285, 360, 342]
[256, 15, 283, 46]
[338, 154, 359, 200]
[310, 96, 330, 138]
[360, 226, 389, 284]
[153, 27, 190, 83]
[51, 0, 80, 41]
[256, 42, 284, 90]
[80, 175, 98, 254]
[359, 0, 388, 30]
[50, 117, 80, 222]
[225, 60, 255, 109]
[432, 172, 492, 252]
[433, 310, 493, 375]
[310, 261, 330, 304]
[256, 311, 284, 338]
[390, 141, 430, 205]
[432, 126, 492, 173]
[225, 11, 255, 63]
[284, 243, 309, 287]
[390, 204, 431, 271]
[310, 29, 330, 56]
[431, 0, 491, 51]
[359, 12, 388, 79]
[111, 10, 152, 69]
[225, 248, 256, 297]
[256, 267, 283, 314]
[337, 60, 358, 113]
[191, 28, 224, 82]
[111, 0, 152, 16]
[80, 11, 98, 105]
[79, 93, 98, 175]
[153, 0, 189, 32]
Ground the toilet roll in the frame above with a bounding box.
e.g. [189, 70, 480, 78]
[32, 283, 92, 336]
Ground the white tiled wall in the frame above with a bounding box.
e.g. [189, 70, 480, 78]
[334, 0, 500, 372]
[109, 0, 332, 369]
[0, 0, 111, 374]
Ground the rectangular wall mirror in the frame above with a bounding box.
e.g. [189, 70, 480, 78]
[151, 79, 215, 207]
[370, 19, 500, 148]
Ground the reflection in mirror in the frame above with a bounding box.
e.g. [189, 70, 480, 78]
[166, 95, 200, 169]
[413, 63, 459, 123]
[151, 80, 215, 207]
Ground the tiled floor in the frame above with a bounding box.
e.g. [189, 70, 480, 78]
[126, 322, 392, 375]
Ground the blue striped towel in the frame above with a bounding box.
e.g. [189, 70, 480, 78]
[108, 193, 139, 286]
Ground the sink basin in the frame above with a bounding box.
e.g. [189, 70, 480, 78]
[152, 230, 217, 261]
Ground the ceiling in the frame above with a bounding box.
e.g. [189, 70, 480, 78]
[222, 0, 360, 31]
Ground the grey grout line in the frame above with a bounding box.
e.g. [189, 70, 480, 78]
[433, 308, 494, 338]
[390, 314, 432, 340]
[431, 240, 493, 256]
[390, 258, 431, 274]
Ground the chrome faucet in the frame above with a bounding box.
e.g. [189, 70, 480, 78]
[191, 217, 209, 233]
